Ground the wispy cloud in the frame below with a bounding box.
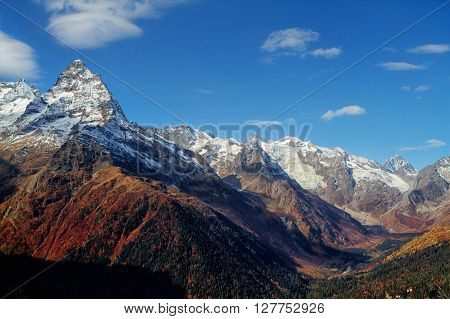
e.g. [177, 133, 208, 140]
[414, 84, 431, 92]
[400, 139, 446, 151]
[309, 47, 342, 59]
[0, 31, 40, 80]
[193, 88, 217, 95]
[401, 84, 431, 92]
[260, 27, 342, 63]
[322, 105, 366, 121]
[37, 0, 191, 49]
[379, 62, 427, 71]
[245, 120, 283, 126]
[261, 28, 319, 53]
[408, 44, 450, 54]
[401, 85, 412, 92]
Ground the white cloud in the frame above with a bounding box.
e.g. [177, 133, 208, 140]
[260, 27, 341, 62]
[47, 12, 142, 49]
[261, 28, 319, 53]
[309, 47, 342, 59]
[379, 62, 427, 71]
[0, 31, 40, 79]
[38, 0, 190, 49]
[414, 84, 430, 92]
[408, 44, 450, 54]
[426, 139, 446, 147]
[321, 105, 366, 121]
[245, 120, 283, 126]
[402, 84, 431, 92]
[401, 85, 412, 92]
[400, 139, 446, 151]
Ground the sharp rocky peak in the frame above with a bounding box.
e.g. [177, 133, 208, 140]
[0, 80, 40, 128]
[0, 79, 39, 103]
[39, 59, 128, 125]
[3, 60, 129, 147]
[241, 135, 275, 164]
[276, 136, 303, 146]
[245, 134, 265, 146]
[60, 59, 91, 79]
[48, 59, 112, 103]
[57, 60, 94, 84]
[156, 125, 213, 146]
[383, 155, 417, 174]
[166, 125, 198, 136]
[436, 156, 450, 167]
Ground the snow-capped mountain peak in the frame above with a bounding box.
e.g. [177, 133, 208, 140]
[0, 79, 38, 102]
[0, 80, 40, 128]
[0, 62, 213, 181]
[383, 155, 417, 176]
[150, 125, 213, 152]
[435, 156, 450, 183]
[49, 60, 111, 103]
[245, 134, 265, 147]
[44, 59, 126, 123]
[5, 60, 129, 147]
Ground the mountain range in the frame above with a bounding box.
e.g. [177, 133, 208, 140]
[0, 60, 448, 298]
[153, 125, 449, 233]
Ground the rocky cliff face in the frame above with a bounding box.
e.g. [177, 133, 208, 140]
[381, 156, 449, 232]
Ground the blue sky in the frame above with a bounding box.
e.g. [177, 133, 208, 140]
[0, 0, 449, 168]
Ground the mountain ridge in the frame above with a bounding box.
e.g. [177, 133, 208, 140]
[153, 125, 449, 232]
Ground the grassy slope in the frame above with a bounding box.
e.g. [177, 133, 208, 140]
[386, 226, 450, 261]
